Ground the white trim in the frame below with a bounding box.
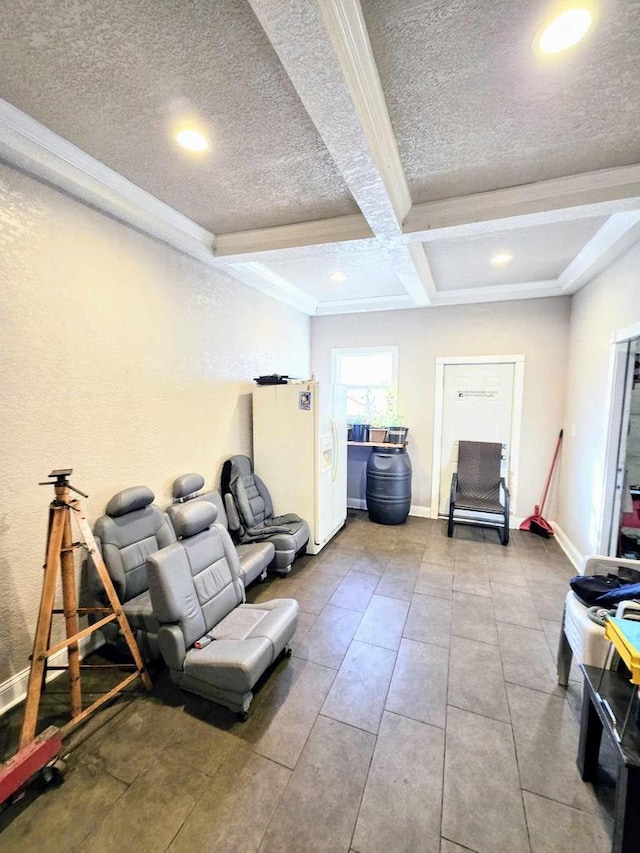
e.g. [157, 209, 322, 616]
[430, 355, 525, 519]
[614, 321, 640, 344]
[431, 280, 560, 306]
[228, 262, 318, 315]
[347, 498, 367, 511]
[0, 632, 104, 716]
[317, 0, 412, 225]
[552, 522, 584, 572]
[332, 346, 399, 413]
[409, 505, 431, 518]
[599, 338, 637, 555]
[316, 294, 415, 315]
[404, 164, 640, 235]
[215, 215, 372, 257]
[558, 212, 640, 294]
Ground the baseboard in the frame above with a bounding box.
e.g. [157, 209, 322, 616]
[347, 498, 367, 511]
[552, 522, 584, 572]
[0, 631, 105, 717]
[409, 505, 430, 518]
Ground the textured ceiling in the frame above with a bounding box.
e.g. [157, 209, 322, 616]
[0, 0, 358, 233]
[362, 0, 640, 203]
[426, 216, 608, 291]
[260, 244, 406, 302]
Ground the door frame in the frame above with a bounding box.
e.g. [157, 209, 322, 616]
[430, 354, 525, 521]
[599, 322, 640, 555]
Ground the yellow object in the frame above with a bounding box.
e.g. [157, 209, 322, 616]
[604, 617, 640, 685]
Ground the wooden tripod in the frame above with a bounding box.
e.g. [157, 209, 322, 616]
[19, 470, 152, 749]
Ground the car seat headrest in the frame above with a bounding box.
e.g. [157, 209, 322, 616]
[172, 500, 218, 539]
[172, 473, 205, 500]
[106, 486, 155, 518]
[232, 455, 253, 477]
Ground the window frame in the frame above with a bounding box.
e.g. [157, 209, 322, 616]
[331, 346, 399, 421]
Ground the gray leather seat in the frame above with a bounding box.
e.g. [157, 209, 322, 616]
[221, 454, 310, 576]
[92, 486, 176, 660]
[147, 500, 299, 718]
[167, 473, 273, 589]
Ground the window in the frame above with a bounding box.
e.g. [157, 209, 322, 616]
[332, 346, 398, 422]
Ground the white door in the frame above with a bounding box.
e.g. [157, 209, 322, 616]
[438, 362, 515, 515]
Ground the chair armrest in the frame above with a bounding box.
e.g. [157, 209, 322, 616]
[500, 478, 510, 517]
[499, 477, 510, 499]
[450, 473, 458, 507]
[582, 555, 640, 577]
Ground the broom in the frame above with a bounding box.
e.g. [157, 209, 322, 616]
[520, 429, 563, 538]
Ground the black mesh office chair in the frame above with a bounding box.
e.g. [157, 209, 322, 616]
[447, 441, 510, 545]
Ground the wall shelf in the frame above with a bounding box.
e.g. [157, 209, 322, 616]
[347, 441, 407, 448]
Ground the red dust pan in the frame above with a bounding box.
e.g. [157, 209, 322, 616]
[520, 429, 563, 538]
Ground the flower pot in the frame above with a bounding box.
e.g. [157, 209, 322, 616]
[351, 423, 370, 442]
[347, 426, 354, 441]
[369, 427, 388, 444]
[387, 426, 409, 444]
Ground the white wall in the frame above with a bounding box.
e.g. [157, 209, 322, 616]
[557, 241, 640, 562]
[312, 298, 570, 517]
[0, 163, 310, 689]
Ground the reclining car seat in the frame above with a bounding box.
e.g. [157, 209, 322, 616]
[91, 486, 176, 660]
[147, 500, 299, 718]
[221, 454, 309, 577]
[167, 473, 273, 588]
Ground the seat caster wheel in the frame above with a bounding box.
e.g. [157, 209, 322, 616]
[284, 646, 293, 658]
[236, 710, 249, 722]
[39, 763, 64, 789]
[277, 571, 287, 579]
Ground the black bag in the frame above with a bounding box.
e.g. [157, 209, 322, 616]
[569, 574, 633, 607]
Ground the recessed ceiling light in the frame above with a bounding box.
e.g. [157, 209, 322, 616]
[175, 127, 210, 153]
[533, 4, 596, 56]
[491, 253, 513, 266]
[329, 271, 347, 283]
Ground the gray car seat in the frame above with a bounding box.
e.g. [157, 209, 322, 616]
[221, 455, 310, 577]
[92, 486, 176, 660]
[147, 500, 299, 718]
[167, 473, 273, 588]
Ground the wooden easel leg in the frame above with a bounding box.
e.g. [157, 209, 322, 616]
[60, 508, 82, 718]
[74, 507, 152, 691]
[19, 506, 65, 749]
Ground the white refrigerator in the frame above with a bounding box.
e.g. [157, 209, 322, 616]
[252, 381, 347, 555]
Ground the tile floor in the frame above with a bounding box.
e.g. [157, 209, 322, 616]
[0, 512, 618, 852]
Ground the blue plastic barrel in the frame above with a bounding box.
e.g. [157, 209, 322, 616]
[366, 448, 412, 524]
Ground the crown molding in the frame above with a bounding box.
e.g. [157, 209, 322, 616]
[314, 293, 415, 315]
[557, 211, 640, 294]
[318, 0, 412, 225]
[227, 262, 318, 315]
[431, 280, 561, 306]
[0, 98, 216, 264]
[214, 214, 372, 257]
[404, 164, 640, 238]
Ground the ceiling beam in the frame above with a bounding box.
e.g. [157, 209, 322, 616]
[557, 212, 640, 294]
[431, 280, 561, 307]
[248, 0, 433, 306]
[315, 294, 415, 315]
[215, 214, 371, 257]
[404, 164, 640, 241]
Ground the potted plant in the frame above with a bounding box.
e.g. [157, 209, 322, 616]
[384, 392, 408, 445]
[350, 413, 370, 442]
[368, 412, 388, 444]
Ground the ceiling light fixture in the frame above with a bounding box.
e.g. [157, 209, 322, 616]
[533, 3, 597, 56]
[329, 272, 347, 283]
[491, 253, 513, 266]
[175, 127, 210, 153]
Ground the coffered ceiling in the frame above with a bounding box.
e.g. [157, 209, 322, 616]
[0, 0, 639, 315]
